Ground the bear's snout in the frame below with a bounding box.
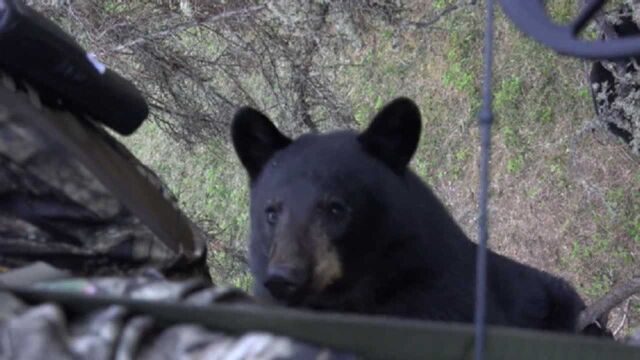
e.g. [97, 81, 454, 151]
[264, 265, 308, 302]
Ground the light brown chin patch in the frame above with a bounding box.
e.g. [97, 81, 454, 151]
[312, 241, 343, 291]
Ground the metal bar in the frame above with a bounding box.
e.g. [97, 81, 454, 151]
[571, 0, 606, 35]
[2, 286, 638, 360]
[499, 0, 640, 60]
[474, 0, 495, 360]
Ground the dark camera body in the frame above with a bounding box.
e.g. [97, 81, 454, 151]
[0, 0, 148, 135]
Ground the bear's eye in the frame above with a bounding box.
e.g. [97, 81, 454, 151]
[327, 200, 348, 218]
[265, 206, 279, 225]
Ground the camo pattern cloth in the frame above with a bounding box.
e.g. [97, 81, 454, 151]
[0, 272, 358, 360]
[0, 93, 205, 278]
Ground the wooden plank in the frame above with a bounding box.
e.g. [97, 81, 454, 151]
[5, 286, 640, 360]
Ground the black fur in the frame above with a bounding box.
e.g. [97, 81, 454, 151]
[232, 97, 586, 332]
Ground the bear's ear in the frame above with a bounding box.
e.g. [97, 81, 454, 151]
[358, 97, 421, 173]
[232, 107, 292, 181]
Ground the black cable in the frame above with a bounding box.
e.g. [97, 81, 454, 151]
[474, 0, 495, 360]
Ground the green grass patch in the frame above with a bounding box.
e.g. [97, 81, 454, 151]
[582, 273, 613, 298]
[526, 186, 542, 199]
[629, 215, 640, 244]
[536, 106, 554, 125]
[442, 62, 475, 94]
[506, 154, 525, 174]
[546, 0, 577, 24]
[433, 0, 456, 11]
[569, 233, 611, 263]
[605, 186, 626, 211]
[501, 125, 522, 149]
[494, 76, 524, 112]
[441, 14, 482, 112]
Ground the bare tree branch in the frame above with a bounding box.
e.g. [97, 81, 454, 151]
[108, 4, 267, 54]
[406, 0, 476, 29]
[578, 276, 640, 331]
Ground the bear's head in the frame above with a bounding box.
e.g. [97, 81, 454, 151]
[231, 98, 423, 309]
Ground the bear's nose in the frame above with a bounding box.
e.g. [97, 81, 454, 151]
[264, 266, 306, 301]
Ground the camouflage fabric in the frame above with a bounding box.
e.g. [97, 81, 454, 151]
[0, 272, 358, 360]
[0, 77, 359, 359]
[0, 76, 206, 278]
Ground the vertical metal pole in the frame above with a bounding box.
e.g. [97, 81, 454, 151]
[474, 0, 495, 359]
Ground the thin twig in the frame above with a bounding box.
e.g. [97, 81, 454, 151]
[109, 5, 266, 53]
[406, 0, 477, 29]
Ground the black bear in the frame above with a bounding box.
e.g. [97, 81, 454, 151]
[231, 98, 586, 332]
